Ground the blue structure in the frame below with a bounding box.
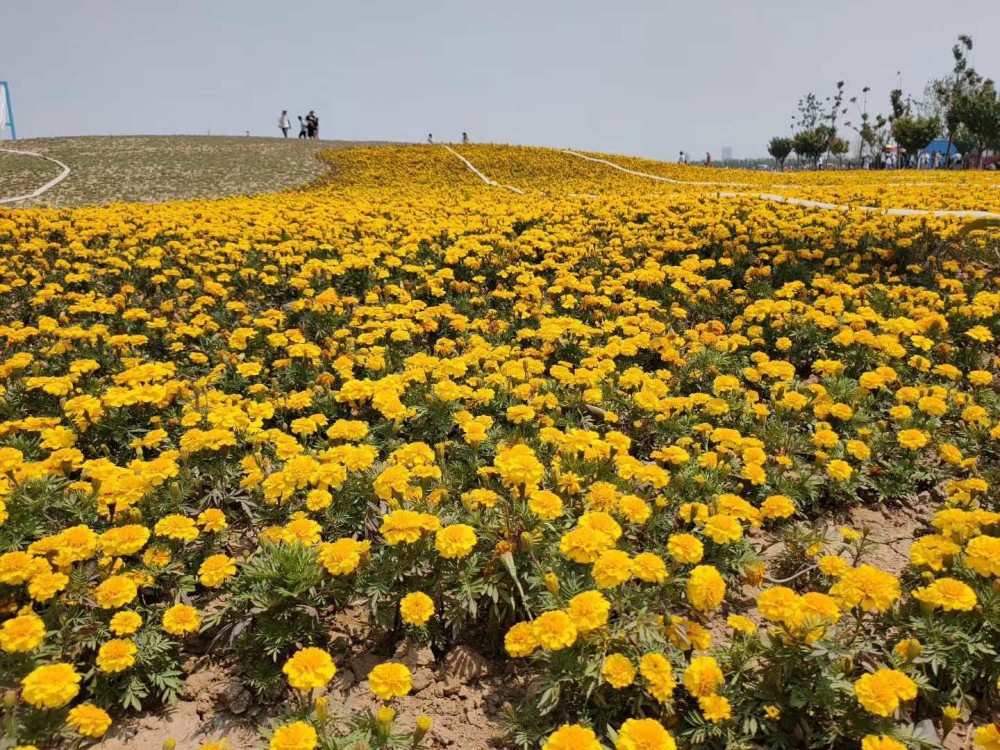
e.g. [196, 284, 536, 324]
[0, 81, 15, 140]
[920, 138, 958, 156]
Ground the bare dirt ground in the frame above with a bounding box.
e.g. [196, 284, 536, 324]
[100, 606, 512, 749]
[2, 135, 387, 207]
[0, 150, 65, 198]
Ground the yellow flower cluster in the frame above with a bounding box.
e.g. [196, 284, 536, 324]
[0, 142, 998, 747]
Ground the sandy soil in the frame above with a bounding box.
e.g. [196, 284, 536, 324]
[3, 135, 389, 207]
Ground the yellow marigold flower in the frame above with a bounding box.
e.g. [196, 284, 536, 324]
[726, 614, 756, 634]
[854, 669, 917, 717]
[542, 724, 601, 750]
[912, 577, 978, 611]
[283, 647, 336, 691]
[973, 723, 1000, 750]
[846, 440, 871, 460]
[143, 545, 173, 568]
[94, 575, 139, 609]
[632, 552, 668, 583]
[504, 621, 538, 657]
[567, 590, 610, 633]
[197, 508, 228, 532]
[969, 370, 993, 387]
[666, 616, 712, 651]
[97, 524, 151, 556]
[679, 502, 709, 524]
[965, 325, 994, 343]
[154, 514, 200, 542]
[533, 610, 578, 650]
[893, 638, 923, 661]
[818, 555, 848, 577]
[639, 652, 676, 704]
[435, 524, 477, 559]
[826, 459, 853, 481]
[897, 429, 929, 451]
[96, 637, 137, 672]
[601, 653, 636, 689]
[506, 405, 536, 424]
[758, 586, 801, 623]
[528, 490, 563, 520]
[667, 534, 703, 564]
[162, 603, 201, 636]
[760, 495, 795, 520]
[829, 565, 900, 613]
[282, 515, 322, 546]
[591, 549, 633, 588]
[379, 510, 427, 545]
[615, 718, 676, 750]
[764, 705, 781, 720]
[20, 662, 81, 708]
[686, 565, 726, 612]
[965, 535, 1000, 577]
[66, 704, 112, 738]
[269, 721, 317, 750]
[399, 592, 435, 626]
[198, 554, 238, 587]
[559, 526, 613, 564]
[618, 494, 651, 524]
[316, 538, 370, 576]
[27, 571, 69, 602]
[703, 514, 743, 544]
[861, 736, 907, 750]
[0, 612, 46, 653]
[493, 443, 545, 489]
[698, 693, 731, 722]
[368, 662, 412, 700]
[109, 610, 143, 636]
[683, 656, 723, 698]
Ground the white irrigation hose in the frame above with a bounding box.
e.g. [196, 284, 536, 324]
[442, 144, 525, 194]
[0, 147, 71, 205]
[564, 150, 1000, 219]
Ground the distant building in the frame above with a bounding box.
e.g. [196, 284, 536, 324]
[721, 146, 732, 161]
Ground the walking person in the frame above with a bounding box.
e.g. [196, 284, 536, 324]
[297, 116, 307, 139]
[427, 133, 433, 144]
[705, 152, 712, 167]
[279, 110, 291, 138]
[305, 111, 318, 139]
[462, 132, 469, 144]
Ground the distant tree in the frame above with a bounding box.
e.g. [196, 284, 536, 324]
[767, 136, 794, 170]
[892, 115, 941, 166]
[888, 90, 941, 167]
[846, 88, 891, 166]
[829, 136, 850, 165]
[953, 78, 1000, 166]
[791, 82, 846, 168]
[932, 35, 979, 162]
[792, 127, 832, 168]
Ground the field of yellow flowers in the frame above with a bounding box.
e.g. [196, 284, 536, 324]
[1, 143, 999, 750]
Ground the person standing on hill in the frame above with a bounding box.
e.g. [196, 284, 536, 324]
[705, 152, 712, 167]
[427, 133, 433, 144]
[462, 132, 469, 143]
[297, 116, 307, 139]
[279, 110, 291, 138]
[305, 111, 318, 139]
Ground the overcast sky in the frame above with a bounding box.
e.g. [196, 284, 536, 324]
[5, 0, 1000, 159]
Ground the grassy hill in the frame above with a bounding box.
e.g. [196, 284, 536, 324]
[2, 135, 384, 207]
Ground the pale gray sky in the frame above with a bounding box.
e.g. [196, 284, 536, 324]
[5, 0, 1000, 159]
